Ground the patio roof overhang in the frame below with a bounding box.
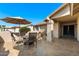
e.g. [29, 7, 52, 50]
[51, 15, 77, 22]
[34, 23, 47, 27]
[49, 3, 79, 23]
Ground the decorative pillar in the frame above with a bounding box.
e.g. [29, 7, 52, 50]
[77, 17, 79, 41]
[47, 23, 52, 41]
[46, 17, 53, 42]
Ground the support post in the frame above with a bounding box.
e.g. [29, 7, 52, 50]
[46, 17, 54, 42]
[47, 22, 52, 42]
[77, 17, 79, 41]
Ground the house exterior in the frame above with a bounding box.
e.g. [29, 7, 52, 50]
[5, 26, 20, 33]
[3, 24, 34, 33]
[33, 20, 53, 41]
[0, 25, 6, 32]
[46, 3, 79, 41]
[34, 22, 47, 31]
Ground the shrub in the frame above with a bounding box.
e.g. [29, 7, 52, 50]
[19, 27, 30, 36]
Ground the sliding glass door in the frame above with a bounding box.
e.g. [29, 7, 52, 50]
[63, 25, 74, 37]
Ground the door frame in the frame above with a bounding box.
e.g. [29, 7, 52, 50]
[61, 23, 76, 38]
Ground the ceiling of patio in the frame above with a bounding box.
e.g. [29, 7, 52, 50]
[52, 15, 77, 22]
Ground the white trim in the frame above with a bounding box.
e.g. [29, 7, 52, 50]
[62, 22, 76, 26]
[48, 4, 66, 18]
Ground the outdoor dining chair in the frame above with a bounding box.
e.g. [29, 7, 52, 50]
[23, 32, 37, 48]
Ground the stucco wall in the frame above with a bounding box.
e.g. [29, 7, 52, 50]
[53, 22, 59, 38]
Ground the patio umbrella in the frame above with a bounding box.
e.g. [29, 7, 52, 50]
[0, 17, 31, 24]
[0, 17, 31, 35]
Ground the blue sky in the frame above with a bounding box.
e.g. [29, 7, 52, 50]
[0, 3, 62, 26]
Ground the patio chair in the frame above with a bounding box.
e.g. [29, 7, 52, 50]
[42, 30, 47, 40]
[22, 32, 29, 45]
[24, 32, 37, 48]
[10, 32, 23, 46]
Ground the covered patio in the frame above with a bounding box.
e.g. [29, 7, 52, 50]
[46, 3, 79, 42]
[52, 15, 77, 39]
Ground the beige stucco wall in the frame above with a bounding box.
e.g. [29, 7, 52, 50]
[49, 4, 70, 39]
[53, 22, 60, 38]
[50, 20, 54, 31]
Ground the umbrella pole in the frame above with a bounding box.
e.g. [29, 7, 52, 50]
[19, 23, 21, 36]
[19, 23, 21, 41]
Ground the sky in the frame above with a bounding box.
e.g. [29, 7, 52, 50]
[0, 3, 62, 26]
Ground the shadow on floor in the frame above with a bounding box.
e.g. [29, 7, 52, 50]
[13, 43, 37, 56]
